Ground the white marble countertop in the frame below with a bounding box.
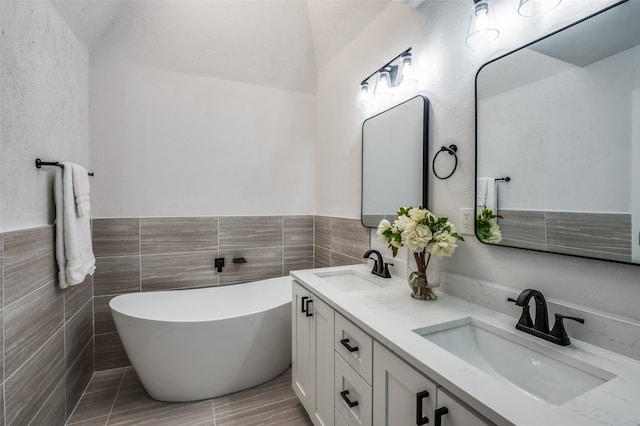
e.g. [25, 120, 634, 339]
[291, 264, 640, 426]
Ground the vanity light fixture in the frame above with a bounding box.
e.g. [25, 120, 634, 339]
[466, 0, 500, 47]
[356, 47, 417, 109]
[518, 0, 561, 17]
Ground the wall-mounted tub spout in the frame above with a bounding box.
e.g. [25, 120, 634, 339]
[233, 257, 247, 264]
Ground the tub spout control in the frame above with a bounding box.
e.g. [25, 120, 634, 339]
[214, 257, 225, 272]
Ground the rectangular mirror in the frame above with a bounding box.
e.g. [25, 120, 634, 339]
[362, 95, 429, 227]
[476, 0, 640, 264]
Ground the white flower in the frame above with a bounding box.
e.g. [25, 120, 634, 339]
[484, 225, 502, 244]
[428, 232, 458, 257]
[446, 221, 457, 234]
[402, 224, 432, 252]
[408, 208, 427, 223]
[394, 215, 415, 233]
[376, 219, 392, 242]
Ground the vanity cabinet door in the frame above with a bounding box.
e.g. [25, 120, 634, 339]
[373, 342, 438, 426]
[292, 281, 335, 426]
[435, 389, 491, 426]
[292, 282, 315, 413]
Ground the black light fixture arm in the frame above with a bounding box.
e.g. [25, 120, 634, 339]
[360, 47, 412, 85]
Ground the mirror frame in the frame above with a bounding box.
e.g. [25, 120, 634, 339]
[361, 95, 429, 228]
[474, 0, 637, 265]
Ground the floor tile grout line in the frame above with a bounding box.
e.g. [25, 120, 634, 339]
[104, 367, 128, 425]
[79, 367, 127, 396]
[214, 396, 303, 422]
[66, 413, 109, 426]
[65, 367, 126, 425]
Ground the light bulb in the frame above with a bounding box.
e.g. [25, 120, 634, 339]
[400, 52, 419, 88]
[373, 70, 394, 102]
[466, 0, 499, 47]
[356, 81, 373, 109]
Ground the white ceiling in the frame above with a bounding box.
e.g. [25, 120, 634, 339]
[51, 0, 392, 93]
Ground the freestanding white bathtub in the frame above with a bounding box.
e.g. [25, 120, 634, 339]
[109, 276, 292, 402]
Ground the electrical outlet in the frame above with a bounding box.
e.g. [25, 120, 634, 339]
[460, 208, 474, 235]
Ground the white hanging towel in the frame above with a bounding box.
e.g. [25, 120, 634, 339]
[54, 163, 96, 289]
[476, 177, 497, 212]
[71, 163, 91, 217]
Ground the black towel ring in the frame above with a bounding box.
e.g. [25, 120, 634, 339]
[432, 145, 458, 180]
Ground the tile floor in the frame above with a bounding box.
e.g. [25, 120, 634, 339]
[66, 367, 312, 426]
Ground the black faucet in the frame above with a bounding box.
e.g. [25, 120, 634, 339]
[509, 289, 584, 346]
[363, 249, 392, 278]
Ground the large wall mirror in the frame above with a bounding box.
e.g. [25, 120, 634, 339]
[476, 0, 640, 264]
[362, 95, 428, 227]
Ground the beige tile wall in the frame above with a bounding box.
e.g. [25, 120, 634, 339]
[313, 216, 370, 268]
[0, 226, 94, 425]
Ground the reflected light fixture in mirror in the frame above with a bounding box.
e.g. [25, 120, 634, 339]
[518, 0, 561, 17]
[466, 0, 499, 46]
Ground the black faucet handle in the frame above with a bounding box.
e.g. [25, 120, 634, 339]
[550, 313, 584, 346]
[382, 262, 393, 278]
[508, 297, 533, 328]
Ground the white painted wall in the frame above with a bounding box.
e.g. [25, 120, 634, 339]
[316, 0, 640, 321]
[90, 55, 315, 218]
[0, 0, 89, 232]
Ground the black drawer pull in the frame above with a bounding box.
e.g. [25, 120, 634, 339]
[301, 296, 308, 313]
[340, 390, 359, 408]
[434, 407, 449, 426]
[305, 299, 313, 317]
[340, 338, 359, 352]
[416, 390, 429, 425]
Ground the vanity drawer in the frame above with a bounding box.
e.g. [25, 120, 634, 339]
[335, 409, 348, 426]
[335, 352, 372, 426]
[335, 313, 373, 384]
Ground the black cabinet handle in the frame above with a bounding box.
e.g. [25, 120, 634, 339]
[416, 390, 429, 425]
[305, 299, 313, 317]
[340, 338, 359, 352]
[301, 296, 308, 313]
[434, 407, 449, 426]
[340, 390, 359, 408]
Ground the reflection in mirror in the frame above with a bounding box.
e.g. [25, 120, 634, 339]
[476, 0, 640, 264]
[362, 95, 428, 228]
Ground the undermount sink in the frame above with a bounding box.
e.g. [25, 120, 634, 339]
[313, 269, 391, 292]
[414, 317, 615, 406]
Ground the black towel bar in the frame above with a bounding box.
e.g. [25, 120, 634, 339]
[35, 158, 94, 176]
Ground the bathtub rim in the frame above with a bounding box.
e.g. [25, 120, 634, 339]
[109, 275, 292, 324]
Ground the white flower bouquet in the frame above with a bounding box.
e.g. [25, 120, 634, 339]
[377, 206, 463, 300]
